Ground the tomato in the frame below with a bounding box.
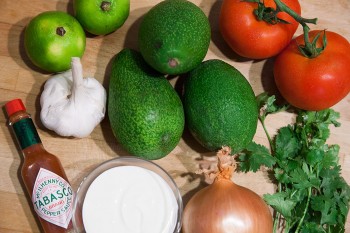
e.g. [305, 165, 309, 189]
[219, 0, 301, 59]
[274, 30, 350, 111]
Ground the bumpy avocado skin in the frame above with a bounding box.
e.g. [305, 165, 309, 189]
[183, 59, 258, 153]
[138, 0, 211, 75]
[108, 49, 185, 160]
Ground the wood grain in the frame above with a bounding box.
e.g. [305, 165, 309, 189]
[1, 0, 349, 232]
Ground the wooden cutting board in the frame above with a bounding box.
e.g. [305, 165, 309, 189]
[1, 0, 349, 232]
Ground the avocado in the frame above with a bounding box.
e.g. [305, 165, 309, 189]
[138, 0, 211, 75]
[183, 59, 258, 153]
[108, 48, 184, 160]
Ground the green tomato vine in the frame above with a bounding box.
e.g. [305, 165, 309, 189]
[246, 0, 327, 58]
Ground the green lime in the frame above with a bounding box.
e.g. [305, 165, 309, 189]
[73, 0, 130, 35]
[24, 11, 86, 73]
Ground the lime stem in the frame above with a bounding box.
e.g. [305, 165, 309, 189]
[56, 27, 66, 36]
[101, 1, 111, 11]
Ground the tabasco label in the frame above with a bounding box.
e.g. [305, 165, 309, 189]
[32, 168, 74, 229]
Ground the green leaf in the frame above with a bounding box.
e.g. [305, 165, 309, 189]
[319, 167, 343, 198]
[315, 108, 340, 126]
[290, 166, 318, 189]
[264, 192, 297, 218]
[275, 126, 300, 160]
[320, 145, 339, 169]
[252, 99, 348, 231]
[306, 149, 324, 166]
[291, 188, 309, 203]
[299, 222, 326, 233]
[311, 173, 350, 227]
[274, 167, 290, 183]
[238, 141, 276, 172]
[310, 194, 338, 225]
[328, 225, 345, 233]
[311, 195, 331, 212]
[256, 93, 288, 119]
[296, 110, 340, 148]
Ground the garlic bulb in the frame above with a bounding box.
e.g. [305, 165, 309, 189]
[40, 57, 107, 138]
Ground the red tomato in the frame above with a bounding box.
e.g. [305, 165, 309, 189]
[274, 30, 350, 111]
[219, 0, 301, 59]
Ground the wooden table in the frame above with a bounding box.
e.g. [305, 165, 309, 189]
[1, 0, 349, 232]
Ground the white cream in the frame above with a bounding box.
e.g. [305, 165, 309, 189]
[82, 165, 179, 233]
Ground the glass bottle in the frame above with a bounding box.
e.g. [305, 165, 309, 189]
[5, 99, 74, 233]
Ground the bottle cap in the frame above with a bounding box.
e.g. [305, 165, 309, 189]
[5, 99, 26, 117]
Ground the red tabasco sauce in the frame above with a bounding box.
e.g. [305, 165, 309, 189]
[5, 99, 74, 232]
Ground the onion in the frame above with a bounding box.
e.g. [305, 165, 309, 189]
[182, 146, 273, 233]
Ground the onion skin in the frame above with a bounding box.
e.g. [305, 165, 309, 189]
[182, 147, 273, 233]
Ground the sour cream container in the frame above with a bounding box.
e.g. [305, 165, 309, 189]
[72, 156, 183, 233]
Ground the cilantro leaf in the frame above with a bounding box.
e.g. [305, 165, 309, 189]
[256, 93, 288, 120]
[238, 141, 276, 172]
[252, 93, 349, 232]
[299, 222, 326, 233]
[264, 192, 297, 218]
[274, 167, 290, 183]
[319, 144, 340, 169]
[289, 165, 321, 189]
[275, 126, 300, 160]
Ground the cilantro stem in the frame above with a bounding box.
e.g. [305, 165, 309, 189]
[260, 118, 274, 152]
[295, 187, 312, 233]
[273, 205, 282, 232]
[272, 183, 284, 232]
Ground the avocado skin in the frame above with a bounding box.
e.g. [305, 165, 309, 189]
[138, 0, 211, 75]
[183, 59, 258, 153]
[108, 49, 185, 160]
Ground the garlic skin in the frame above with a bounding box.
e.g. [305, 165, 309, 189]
[40, 57, 107, 138]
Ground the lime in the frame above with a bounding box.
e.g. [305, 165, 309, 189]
[73, 0, 130, 35]
[24, 11, 86, 73]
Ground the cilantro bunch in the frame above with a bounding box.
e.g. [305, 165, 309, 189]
[238, 93, 350, 233]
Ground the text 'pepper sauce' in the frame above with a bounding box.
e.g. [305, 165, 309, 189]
[5, 99, 74, 233]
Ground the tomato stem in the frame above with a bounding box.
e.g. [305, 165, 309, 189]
[273, 0, 317, 25]
[244, 0, 288, 24]
[273, 0, 326, 58]
[248, 0, 326, 58]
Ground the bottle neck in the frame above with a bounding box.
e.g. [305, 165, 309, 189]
[9, 111, 42, 153]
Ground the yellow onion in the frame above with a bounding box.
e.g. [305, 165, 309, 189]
[182, 147, 273, 233]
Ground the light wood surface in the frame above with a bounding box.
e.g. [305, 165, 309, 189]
[1, 0, 349, 232]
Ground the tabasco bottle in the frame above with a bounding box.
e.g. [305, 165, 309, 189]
[5, 99, 74, 233]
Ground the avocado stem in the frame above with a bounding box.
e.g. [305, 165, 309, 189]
[101, 1, 111, 11]
[168, 58, 178, 68]
[56, 27, 66, 36]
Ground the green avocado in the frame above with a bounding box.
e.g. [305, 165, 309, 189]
[183, 59, 258, 153]
[138, 0, 211, 75]
[108, 49, 185, 160]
